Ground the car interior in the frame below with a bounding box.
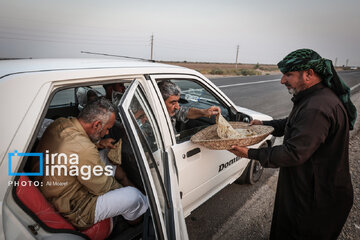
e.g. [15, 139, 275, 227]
[13, 81, 152, 240]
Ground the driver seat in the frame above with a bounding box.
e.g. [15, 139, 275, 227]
[14, 175, 112, 240]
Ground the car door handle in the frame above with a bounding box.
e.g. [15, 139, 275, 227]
[186, 148, 201, 158]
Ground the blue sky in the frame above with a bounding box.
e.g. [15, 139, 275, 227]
[0, 0, 359, 66]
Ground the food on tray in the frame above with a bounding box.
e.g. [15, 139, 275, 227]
[216, 114, 240, 139]
[107, 139, 122, 165]
[216, 114, 255, 139]
[190, 121, 274, 150]
[234, 128, 256, 138]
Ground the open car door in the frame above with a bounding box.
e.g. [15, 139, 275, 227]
[118, 79, 188, 240]
[150, 75, 252, 217]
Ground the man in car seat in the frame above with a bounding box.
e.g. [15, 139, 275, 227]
[76, 87, 100, 111]
[37, 98, 148, 230]
[157, 80, 221, 131]
[98, 83, 126, 149]
[76, 83, 126, 150]
[103, 82, 126, 106]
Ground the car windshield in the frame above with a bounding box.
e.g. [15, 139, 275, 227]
[173, 79, 228, 118]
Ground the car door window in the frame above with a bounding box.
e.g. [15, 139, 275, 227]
[128, 87, 168, 207]
[130, 96, 160, 154]
[50, 88, 76, 107]
[163, 79, 230, 143]
[119, 80, 175, 239]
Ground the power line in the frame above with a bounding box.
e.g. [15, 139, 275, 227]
[0, 25, 146, 42]
[0, 15, 135, 35]
[0, 34, 147, 46]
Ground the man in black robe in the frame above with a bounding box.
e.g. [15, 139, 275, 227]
[230, 49, 357, 239]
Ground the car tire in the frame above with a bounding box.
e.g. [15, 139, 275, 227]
[235, 159, 263, 185]
[247, 159, 263, 184]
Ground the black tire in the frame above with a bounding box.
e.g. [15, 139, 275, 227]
[235, 159, 263, 185]
[247, 159, 263, 184]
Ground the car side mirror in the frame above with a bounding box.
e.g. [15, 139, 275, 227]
[236, 112, 252, 123]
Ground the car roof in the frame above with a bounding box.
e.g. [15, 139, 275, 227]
[0, 58, 187, 79]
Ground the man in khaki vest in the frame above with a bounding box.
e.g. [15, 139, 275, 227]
[37, 98, 148, 230]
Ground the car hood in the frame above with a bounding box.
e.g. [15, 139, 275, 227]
[235, 105, 273, 121]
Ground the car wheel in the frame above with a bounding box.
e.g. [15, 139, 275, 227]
[247, 160, 263, 184]
[235, 159, 263, 185]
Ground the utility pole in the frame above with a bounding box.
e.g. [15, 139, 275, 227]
[150, 34, 154, 61]
[335, 57, 338, 67]
[235, 45, 239, 68]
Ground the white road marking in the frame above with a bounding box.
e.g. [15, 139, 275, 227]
[350, 82, 360, 91]
[217, 78, 360, 91]
[217, 79, 280, 88]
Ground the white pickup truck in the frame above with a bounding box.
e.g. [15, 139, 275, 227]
[0, 59, 273, 239]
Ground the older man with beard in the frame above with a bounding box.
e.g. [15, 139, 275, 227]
[230, 49, 357, 240]
[157, 80, 221, 132]
[37, 98, 148, 230]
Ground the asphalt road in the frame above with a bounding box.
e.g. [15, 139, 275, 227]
[212, 70, 360, 119]
[185, 70, 360, 240]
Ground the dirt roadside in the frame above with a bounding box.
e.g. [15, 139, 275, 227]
[162, 61, 348, 77]
[212, 91, 360, 240]
[340, 91, 360, 240]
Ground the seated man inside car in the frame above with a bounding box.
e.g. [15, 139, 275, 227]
[157, 80, 221, 131]
[103, 82, 126, 106]
[76, 87, 101, 111]
[36, 98, 148, 230]
[98, 83, 126, 149]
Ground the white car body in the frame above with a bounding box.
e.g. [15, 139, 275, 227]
[0, 59, 273, 239]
